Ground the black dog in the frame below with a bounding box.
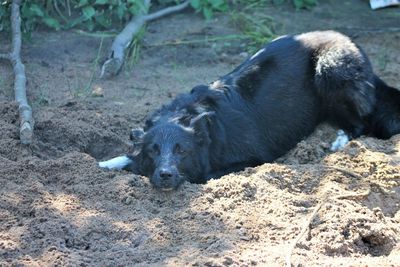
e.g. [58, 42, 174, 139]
[99, 31, 400, 191]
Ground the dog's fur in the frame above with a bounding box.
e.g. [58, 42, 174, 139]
[99, 31, 400, 191]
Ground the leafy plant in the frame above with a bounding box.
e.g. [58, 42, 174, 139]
[190, 0, 228, 20]
[231, 12, 277, 53]
[0, 0, 230, 34]
[67, 0, 151, 31]
[292, 0, 317, 9]
[0, 1, 11, 32]
[21, 2, 61, 31]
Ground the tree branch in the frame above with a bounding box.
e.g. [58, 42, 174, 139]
[101, 0, 190, 78]
[144, 0, 190, 21]
[7, 0, 34, 144]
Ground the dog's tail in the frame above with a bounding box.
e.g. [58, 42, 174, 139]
[368, 76, 400, 139]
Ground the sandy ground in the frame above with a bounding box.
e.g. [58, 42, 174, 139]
[1, 1, 400, 266]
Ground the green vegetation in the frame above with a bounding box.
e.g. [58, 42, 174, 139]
[1, 0, 154, 33]
[231, 12, 277, 53]
[229, 0, 317, 52]
[0, 0, 317, 34]
[0, 0, 230, 34]
[292, 0, 317, 10]
[190, 0, 228, 20]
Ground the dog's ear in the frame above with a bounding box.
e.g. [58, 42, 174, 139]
[130, 128, 145, 144]
[189, 111, 215, 146]
[189, 111, 215, 128]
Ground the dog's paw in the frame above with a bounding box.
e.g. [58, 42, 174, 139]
[99, 156, 132, 170]
[330, 130, 350, 151]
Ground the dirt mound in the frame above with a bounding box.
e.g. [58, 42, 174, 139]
[0, 101, 131, 162]
[1, 97, 400, 266]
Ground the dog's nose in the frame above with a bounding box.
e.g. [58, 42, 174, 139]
[159, 169, 174, 180]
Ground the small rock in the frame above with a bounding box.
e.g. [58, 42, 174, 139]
[124, 196, 133, 205]
[239, 52, 249, 58]
[206, 196, 214, 203]
[91, 85, 104, 97]
[223, 257, 233, 266]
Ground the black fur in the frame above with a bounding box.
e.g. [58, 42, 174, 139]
[124, 30, 400, 190]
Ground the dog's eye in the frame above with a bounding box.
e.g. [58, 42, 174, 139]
[174, 144, 186, 155]
[148, 143, 160, 157]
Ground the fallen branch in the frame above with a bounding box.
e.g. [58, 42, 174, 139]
[285, 189, 370, 267]
[148, 34, 248, 47]
[100, 0, 190, 78]
[3, 0, 34, 144]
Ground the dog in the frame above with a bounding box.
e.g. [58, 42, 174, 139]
[99, 30, 400, 191]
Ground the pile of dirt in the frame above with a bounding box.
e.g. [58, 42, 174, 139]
[1, 1, 400, 266]
[1, 96, 400, 267]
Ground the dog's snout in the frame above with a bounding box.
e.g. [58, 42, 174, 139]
[151, 166, 182, 191]
[159, 168, 174, 180]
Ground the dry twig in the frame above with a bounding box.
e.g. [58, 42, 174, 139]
[285, 196, 328, 267]
[100, 0, 190, 78]
[2, 0, 34, 144]
[324, 165, 364, 179]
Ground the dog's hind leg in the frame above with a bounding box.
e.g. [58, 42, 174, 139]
[369, 77, 400, 139]
[312, 33, 376, 138]
[330, 129, 350, 151]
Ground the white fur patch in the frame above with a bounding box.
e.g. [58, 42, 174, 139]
[98, 156, 132, 170]
[210, 80, 224, 90]
[271, 35, 288, 42]
[250, 48, 265, 60]
[330, 130, 350, 151]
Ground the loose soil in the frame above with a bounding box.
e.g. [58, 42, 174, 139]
[1, 1, 400, 266]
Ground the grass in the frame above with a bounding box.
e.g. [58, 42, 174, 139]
[72, 37, 104, 98]
[125, 26, 146, 70]
[230, 11, 278, 53]
[32, 85, 50, 108]
[148, 34, 248, 47]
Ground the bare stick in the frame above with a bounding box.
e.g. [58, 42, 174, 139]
[100, 0, 190, 78]
[285, 189, 370, 267]
[335, 188, 371, 200]
[285, 196, 327, 267]
[7, 0, 34, 144]
[144, 0, 190, 21]
[324, 165, 363, 180]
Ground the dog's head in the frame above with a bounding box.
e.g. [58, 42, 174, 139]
[131, 111, 214, 191]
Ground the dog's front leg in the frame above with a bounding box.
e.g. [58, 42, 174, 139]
[99, 155, 134, 170]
